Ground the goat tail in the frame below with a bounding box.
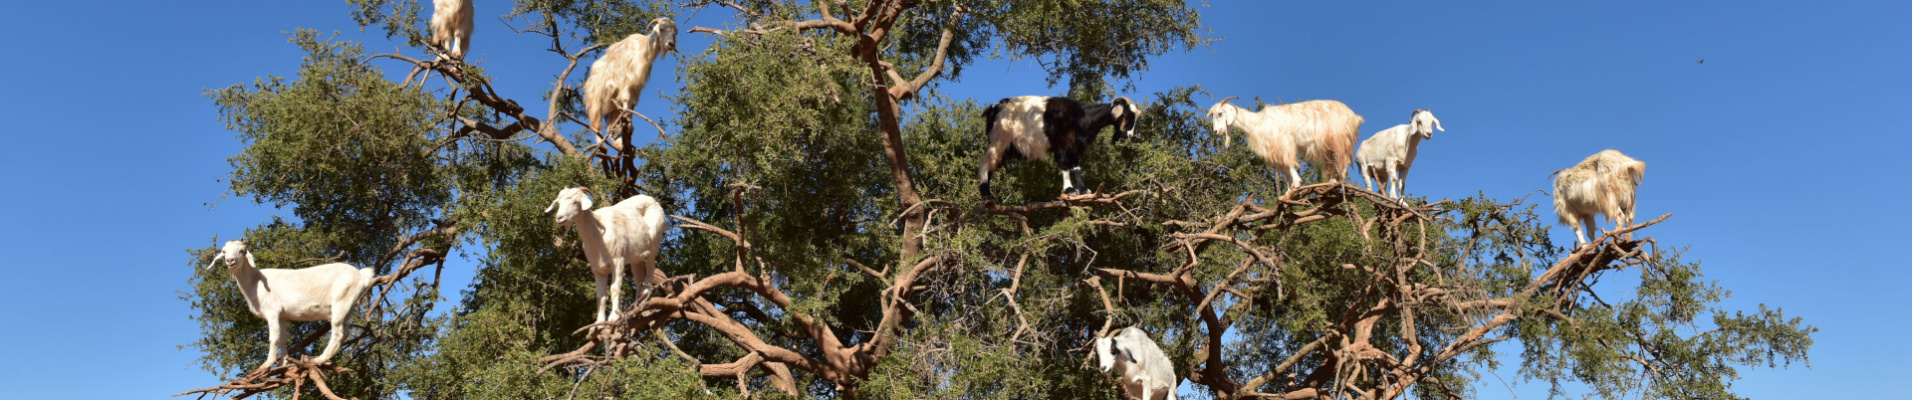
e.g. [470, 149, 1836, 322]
[631, 194, 670, 240]
[981, 99, 1006, 140]
[1336, 109, 1365, 172]
[584, 83, 606, 133]
[357, 266, 378, 293]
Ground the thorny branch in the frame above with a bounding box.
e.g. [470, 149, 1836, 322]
[1073, 182, 1672, 400]
[539, 191, 957, 395]
[176, 357, 357, 400]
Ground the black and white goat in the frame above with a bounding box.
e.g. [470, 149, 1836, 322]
[977, 96, 1139, 199]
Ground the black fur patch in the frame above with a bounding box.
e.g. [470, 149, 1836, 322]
[1042, 97, 1087, 169]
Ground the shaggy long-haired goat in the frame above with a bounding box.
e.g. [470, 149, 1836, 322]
[1551, 150, 1646, 246]
[978, 95, 1139, 199]
[1207, 97, 1363, 195]
[204, 240, 376, 372]
[584, 18, 679, 136]
[546, 187, 669, 323]
[1095, 327, 1179, 400]
[1356, 109, 1445, 199]
[430, 0, 474, 59]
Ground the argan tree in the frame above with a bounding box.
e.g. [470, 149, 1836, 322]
[183, 1, 1813, 399]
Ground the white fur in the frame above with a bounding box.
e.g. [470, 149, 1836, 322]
[430, 0, 474, 59]
[584, 18, 679, 136]
[1207, 97, 1364, 195]
[1094, 327, 1179, 400]
[204, 240, 377, 372]
[546, 187, 670, 323]
[1551, 150, 1646, 246]
[1356, 109, 1445, 199]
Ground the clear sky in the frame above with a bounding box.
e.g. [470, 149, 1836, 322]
[0, 1, 1904, 398]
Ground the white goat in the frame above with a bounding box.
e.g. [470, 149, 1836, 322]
[1207, 97, 1363, 195]
[583, 18, 679, 137]
[204, 240, 376, 372]
[546, 187, 669, 323]
[430, 0, 474, 59]
[1095, 327, 1179, 400]
[1551, 150, 1646, 247]
[1356, 109, 1445, 199]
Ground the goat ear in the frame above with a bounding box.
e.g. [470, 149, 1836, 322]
[204, 253, 224, 270]
[1114, 341, 1138, 364]
[244, 249, 258, 270]
[578, 193, 594, 210]
[544, 199, 559, 213]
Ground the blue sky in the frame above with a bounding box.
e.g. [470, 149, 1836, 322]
[0, 1, 1904, 398]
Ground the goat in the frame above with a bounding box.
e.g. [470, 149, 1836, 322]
[1207, 97, 1363, 195]
[977, 95, 1139, 199]
[1551, 150, 1646, 247]
[583, 18, 679, 137]
[203, 240, 376, 372]
[1355, 109, 1445, 199]
[430, 0, 474, 59]
[546, 187, 669, 323]
[1095, 327, 1179, 400]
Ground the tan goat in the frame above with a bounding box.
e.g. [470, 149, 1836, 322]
[1207, 97, 1363, 195]
[430, 0, 474, 59]
[583, 18, 678, 138]
[1552, 149, 1646, 247]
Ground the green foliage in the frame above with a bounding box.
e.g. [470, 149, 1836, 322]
[209, 30, 449, 267]
[1515, 248, 1816, 400]
[972, 0, 1210, 87]
[446, 345, 707, 400]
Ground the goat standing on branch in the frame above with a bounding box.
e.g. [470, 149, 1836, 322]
[430, 0, 473, 59]
[1552, 149, 1646, 246]
[583, 18, 679, 139]
[1207, 97, 1363, 195]
[203, 240, 376, 372]
[1095, 327, 1180, 400]
[546, 187, 669, 323]
[1356, 109, 1444, 199]
[978, 96, 1140, 200]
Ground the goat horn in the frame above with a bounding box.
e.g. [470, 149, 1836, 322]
[1218, 96, 1239, 104]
